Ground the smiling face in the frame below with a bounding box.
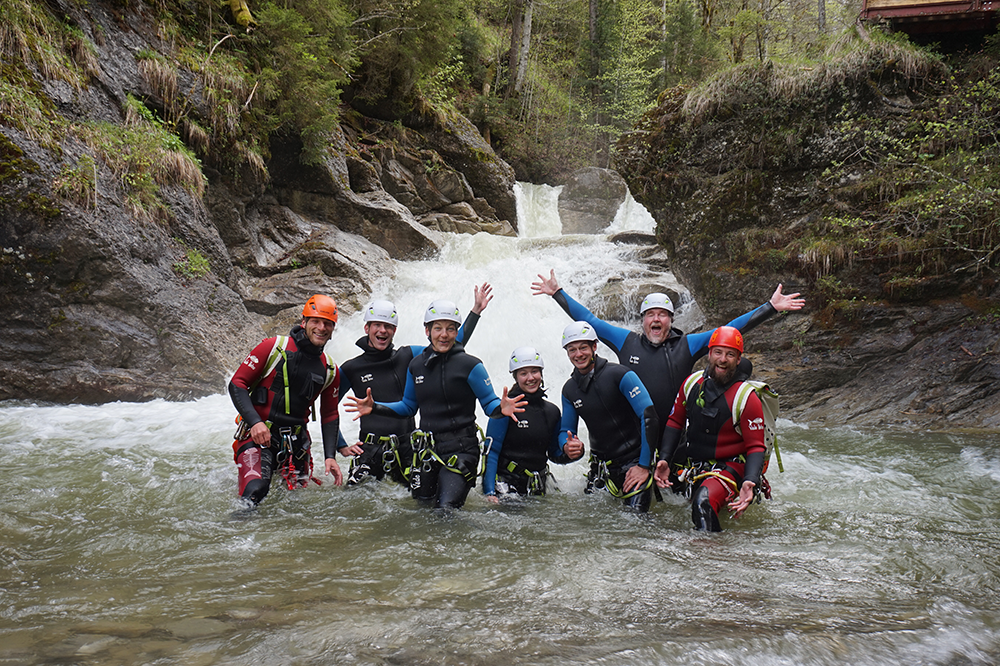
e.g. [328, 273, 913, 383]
[565, 341, 597, 373]
[303, 316, 335, 347]
[365, 321, 397, 351]
[642, 307, 673, 345]
[707, 345, 741, 386]
[425, 320, 459, 353]
[513, 367, 543, 394]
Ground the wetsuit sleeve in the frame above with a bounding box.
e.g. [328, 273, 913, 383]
[552, 289, 630, 353]
[371, 368, 419, 417]
[482, 417, 510, 495]
[547, 415, 570, 464]
[686, 302, 778, 359]
[319, 366, 343, 460]
[619, 371, 659, 468]
[458, 311, 480, 346]
[558, 393, 580, 448]
[468, 363, 503, 417]
[339, 372, 353, 396]
[228, 337, 276, 427]
[737, 390, 767, 487]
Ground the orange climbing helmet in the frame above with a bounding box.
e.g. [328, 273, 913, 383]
[708, 326, 743, 353]
[302, 294, 338, 324]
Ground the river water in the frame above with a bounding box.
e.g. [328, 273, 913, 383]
[2, 185, 999, 665]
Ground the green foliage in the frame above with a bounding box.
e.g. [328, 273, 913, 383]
[54, 154, 97, 207]
[251, 0, 355, 163]
[73, 95, 204, 223]
[172, 244, 212, 279]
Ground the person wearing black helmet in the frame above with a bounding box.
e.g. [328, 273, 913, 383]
[228, 294, 346, 507]
[558, 321, 660, 512]
[482, 347, 584, 502]
[532, 271, 803, 430]
[346, 299, 526, 509]
[653, 326, 767, 531]
[338, 284, 492, 486]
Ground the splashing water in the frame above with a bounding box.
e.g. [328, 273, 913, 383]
[1, 185, 999, 665]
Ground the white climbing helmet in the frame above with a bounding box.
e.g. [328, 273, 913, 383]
[561, 321, 598, 348]
[639, 292, 674, 315]
[509, 346, 544, 373]
[363, 299, 398, 326]
[423, 299, 462, 325]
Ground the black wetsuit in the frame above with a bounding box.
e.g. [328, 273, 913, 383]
[559, 356, 660, 512]
[339, 313, 479, 484]
[552, 289, 777, 432]
[372, 341, 503, 509]
[483, 385, 568, 497]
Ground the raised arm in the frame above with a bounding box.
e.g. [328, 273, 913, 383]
[687, 284, 806, 359]
[532, 269, 630, 353]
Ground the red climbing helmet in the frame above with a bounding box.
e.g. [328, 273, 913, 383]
[302, 294, 338, 324]
[708, 326, 743, 353]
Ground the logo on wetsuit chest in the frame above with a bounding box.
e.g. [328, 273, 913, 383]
[573, 399, 583, 408]
[415, 375, 425, 384]
[244, 354, 259, 370]
[517, 419, 529, 429]
[628, 386, 641, 399]
[360, 373, 373, 383]
[629, 355, 640, 365]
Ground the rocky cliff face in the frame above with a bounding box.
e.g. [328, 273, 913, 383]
[0, 0, 516, 403]
[614, 39, 1000, 430]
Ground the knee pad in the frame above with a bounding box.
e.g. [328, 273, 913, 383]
[691, 485, 721, 532]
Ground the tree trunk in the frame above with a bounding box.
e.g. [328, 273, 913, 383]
[512, 0, 533, 95]
[818, 0, 826, 33]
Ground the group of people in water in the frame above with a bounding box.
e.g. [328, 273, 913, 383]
[228, 272, 804, 531]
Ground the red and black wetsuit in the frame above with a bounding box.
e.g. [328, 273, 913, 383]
[228, 324, 342, 505]
[660, 365, 765, 529]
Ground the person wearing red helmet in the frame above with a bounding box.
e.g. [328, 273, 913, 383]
[652, 326, 767, 531]
[228, 294, 346, 506]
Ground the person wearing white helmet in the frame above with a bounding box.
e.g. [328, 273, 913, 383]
[346, 296, 526, 509]
[482, 347, 584, 502]
[532, 270, 803, 436]
[557, 321, 661, 512]
[337, 284, 493, 486]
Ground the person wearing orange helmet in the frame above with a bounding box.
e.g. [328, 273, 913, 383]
[652, 326, 767, 531]
[228, 294, 346, 506]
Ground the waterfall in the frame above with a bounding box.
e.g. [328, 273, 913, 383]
[328, 182, 693, 446]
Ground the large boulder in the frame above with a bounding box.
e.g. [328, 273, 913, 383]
[558, 168, 628, 234]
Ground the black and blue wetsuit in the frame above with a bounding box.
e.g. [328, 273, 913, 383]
[483, 385, 569, 497]
[370, 340, 503, 509]
[339, 313, 479, 484]
[551, 289, 776, 441]
[559, 356, 660, 512]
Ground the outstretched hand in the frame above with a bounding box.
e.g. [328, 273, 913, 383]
[652, 460, 673, 489]
[531, 269, 560, 297]
[727, 481, 756, 519]
[770, 283, 805, 312]
[324, 458, 344, 485]
[500, 386, 528, 422]
[472, 282, 494, 314]
[344, 388, 374, 420]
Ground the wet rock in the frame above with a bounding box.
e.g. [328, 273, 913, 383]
[558, 168, 628, 234]
[162, 618, 229, 639]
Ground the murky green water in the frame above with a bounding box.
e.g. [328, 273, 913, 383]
[1, 397, 998, 665]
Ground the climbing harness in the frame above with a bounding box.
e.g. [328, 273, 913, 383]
[501, 459, 549, 496]
[408, 427, 485, 490]
[275, 426, 322, 490]
[584, 456, 654, 500]
[348, 433, 404, 484]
